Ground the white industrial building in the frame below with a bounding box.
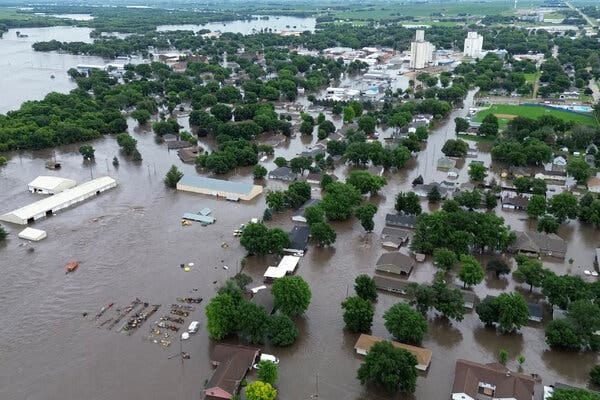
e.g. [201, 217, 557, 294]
[0, 176, 117, 225]
[18, 227, 47, 241]
[410, 30, 435, 69]
[463, 32, 484, 58]
[28, 176, 77, 195]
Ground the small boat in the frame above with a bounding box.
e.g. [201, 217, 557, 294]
[65, 261, 79, 274]
[50, 74, 55, 79]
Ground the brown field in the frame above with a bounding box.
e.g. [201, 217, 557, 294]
[494, 113, 518, 119]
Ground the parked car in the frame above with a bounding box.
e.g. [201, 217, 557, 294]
[253, 353, 280, 369]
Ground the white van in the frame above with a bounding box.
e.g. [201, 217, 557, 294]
[188, 321, 199, 334]
[253, 353, 280, 369]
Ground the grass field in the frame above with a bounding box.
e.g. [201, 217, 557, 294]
[473, 104, 597, 128]
[523, 72, 540, 85]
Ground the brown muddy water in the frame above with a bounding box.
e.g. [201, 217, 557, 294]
[0, 32, 599, 400]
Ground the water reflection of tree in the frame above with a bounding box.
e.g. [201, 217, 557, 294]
[427, 317, 463, 349]
[472, 326, 524, 359]
[541, 349, 597, 381]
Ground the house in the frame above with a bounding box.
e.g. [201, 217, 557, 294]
[354, 334, 432, 371]
[285, 225, 310, 255]
[412, 114, 433, 126]
[459, 288, 477, 309]
[268, 166, 297, 182]
[177, 147, 201, 163]
[176, 175, 263, 201]
[162, 134, 178, 142]
[373, 275, 410, 295]
[375, 252, 416, 276]
[509, 166, 535, 178]
[305, 172, 323, 185]
[385, 213, 418, 229]
[552, 156, 567, 172]
[528, 302, 543, 322]
[251, 288, 275, 315]
[167, 140, 194, 150]
[380, 226, 411, 249]
[204, 345, 260, 400]
[413, 182, 450, 198]
[588, 177, 600, 194]
[300, 144, 326, 158]
[501, 195, 529, 211]
[451, 359, 535, 400]
[509, 231, 567, 259]
[292, 199, 320, 223]
[437, 156, 456, 171]
[534, 171, 567, 183]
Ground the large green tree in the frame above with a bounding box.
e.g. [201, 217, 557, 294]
[513, 258, 549, 292]
[383, 303, 428, 344]
[205, 293, 237, 340]
[310, 222, 337, 246]
[236, 300, 270, 344]
[320, 182, 363, 221]
[468, 162, 487, 182]
[272, 276, 311, 317]
[240, 223, 290, 255]
[458, 255, 484, 288]
[245, 381, 277, 400]
[395, 192, 422, 215]
[267, 314, 298, 346]
[347, 170, 387, 195]
[527, 194, 546, 219]
[354, 274, 378, 302]
[567, 157, 591, 185]
[549, 387, 600, 400]
[548, 192, 579, 223]
[341, 296, 374, 333]
[257, 361, 278, 385]
[357, 341, 418, 393]
[164, 165, 183, 188]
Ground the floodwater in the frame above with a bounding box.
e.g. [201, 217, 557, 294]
[1, 28, 599, 400]
[157, 16, 316, 34]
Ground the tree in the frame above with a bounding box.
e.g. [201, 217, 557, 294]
[205, 293, 237, 340]
[479, 114, 499, 136]
[468, 163, 487, 182]
[274, 157, 287, 168]
[454, 117, 470, 134]
[257, 361, 278, 385]
[498, 349, 508, 365]
[0, 225, 7, 241]
[548, 192, 579, 223]
[454, 190, 481, 210]
[267, 314, 298, 346]
[253, 165, 267, 179]
[347, 170, 387, 195]
[427, 185, 442, 203]
[358, 115, 376, 135]
[240, 223, 289, 255]
[383, 303, 428, 344]
[431, 279, 466, 322]
[495, 292, 529, 333]
[354, 275, 377, 302]
[164, 165, 183, 188]
[304, 206, 324, 226]
[211, 104, 232, 122]
[236, 300, 269, 344]
[406, 283, 435, 315]
[527, 194, 546, 219]
[549, 387, 600, 400]
[272, 276, 311, 317]
[355, 203, 377, 232]
[289, 156, 312, 175]
[342, 296, 374, 333]
[343, 106, 356, 123]
[132, 148, 142, 161]
[79, 145, 95, 160]
[567, 157, 591, 185]
[320, 182, 363, 221]
[513, 259, 548, 292]
[357, 341, 418, 393]
[545, 319, 581, 350]
[310, 222, 336, 246]
[458, 255, 484, 288]
[486, 259, 511, 278]
[537, 214, 559, 234]
[131, 109, 151, 125]
[245, 381, 277, 400]
[395, 192, 422, 215]
[476, 296, 499, 327]
[590, 365, 600, 386]
[441, 139, 468, 157]
[266, 191, 287, 212]
[433, 248, 457, 270]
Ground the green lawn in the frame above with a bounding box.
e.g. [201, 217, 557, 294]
[523, 72, 539, 85]
[473, 104, 597, 128]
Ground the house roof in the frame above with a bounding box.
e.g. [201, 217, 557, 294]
[28, 176, 77, 192]
[376, 252, 416, 275]
[206, 345, 260, 399]
[288, 225, 310, 251]
[251, 289, 275, 314]
[510, 231, 566, 255]
[167, 140, 194, 150]
[268, 166, 297, 180]
[373, 274, 410, 294]
[178, 175, 255, 196]
[177, 147, 200, 163]
[354, 334, 432, 371]
[385, 213, 418, 228]
[381, 227, 411, 246]
[502, 195, 529, 208]
[588, 177, 600, 188]
[452, 359, 535, 400]
[528, 302, 543, 319]
[437, 157, 456, 170]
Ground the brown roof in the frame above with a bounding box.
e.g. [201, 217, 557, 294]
[509, 231, 566, 257]
[381, 227, 411, 247]
[376, 252, 416, 275]
[177, 147, 200, 163]
[373, 275, 410, 294]
[452, 359, 535, 400]
[205, 345, 260, 399]
[501, 195, 529, 209]
[354, 334, 432, 371]
[588, 177, 600, 187]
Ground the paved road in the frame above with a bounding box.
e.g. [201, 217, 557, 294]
[589, 79, 600, 103]
[566, 1, 597, 27]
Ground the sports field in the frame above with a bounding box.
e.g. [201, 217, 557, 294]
[472, 104, 596, 128]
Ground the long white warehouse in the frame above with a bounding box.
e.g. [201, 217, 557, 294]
[0, 176, 117, 225]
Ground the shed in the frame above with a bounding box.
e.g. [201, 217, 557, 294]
[251, 289, 275, 315]
[176, 175, 262, 201]
[182, 213, 215, 224]
[28, 176, 77, 195]
[17, 227, 47, 241]
[277, 255, 300, 273]
[268, 166, 297, 182]
[177, 147, 200, 163]
[0, 177, 117, 225]
[199, 207, 212, 216]
[460, 289, 476, 309]
[354, 334, 432, 371]
[375, 252, 416, 276]
[501, 196, 529, 211]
